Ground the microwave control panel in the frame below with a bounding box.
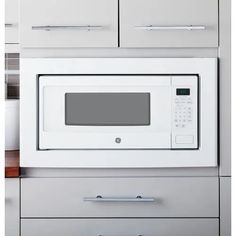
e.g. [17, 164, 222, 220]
[174, 89, 193, 129]
[171, 76, 198, 149]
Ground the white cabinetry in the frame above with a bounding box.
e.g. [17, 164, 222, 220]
[21, 177, 219, 218]
[20, 0, 118, 48]
[5, 0, 19, 52]
[21, 219, 219, 236]
[19, 0, 219, 48]
[5, 179, 19, 236]
[120, 0, 218, 48]
[20, 177, 219, 236]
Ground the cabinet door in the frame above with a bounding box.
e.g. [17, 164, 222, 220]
[20, 0, 118, 48]
[120, 0, 218, 48]
[21, 219, 219, 236]
[5, 179, 19, 236]
[21, 177, 219, 218]
[5, 0, 19, 44]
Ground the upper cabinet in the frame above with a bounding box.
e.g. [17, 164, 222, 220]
[20, 0, 118, 48]
[120, 0, 218, 48]
[5, 0, 19, 44]
[19, 0, 219, 48]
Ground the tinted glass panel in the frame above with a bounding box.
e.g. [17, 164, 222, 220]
[65, 93, 150, 126]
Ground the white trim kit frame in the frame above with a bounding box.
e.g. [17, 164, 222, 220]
[20, 58, 217, 168]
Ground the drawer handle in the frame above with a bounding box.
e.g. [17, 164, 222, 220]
[135, 25, 206, 31]
[5, 23, 17, 27]
[84, 195, 155, 202]
[31, 25, 105, 31]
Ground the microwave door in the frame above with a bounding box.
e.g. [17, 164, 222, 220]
[38, 75, 172, 150]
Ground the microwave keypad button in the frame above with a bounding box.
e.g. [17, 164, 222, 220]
[175, 135, 194, 144]
[174, 95, 193, 128]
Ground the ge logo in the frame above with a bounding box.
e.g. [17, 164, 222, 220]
[115, 137, 121, 144]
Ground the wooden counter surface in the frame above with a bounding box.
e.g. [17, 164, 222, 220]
[5, 151, 20, 178]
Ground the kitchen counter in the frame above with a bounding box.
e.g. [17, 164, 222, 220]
[5, 151, 20, 177]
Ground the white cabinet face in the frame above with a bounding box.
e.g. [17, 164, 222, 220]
[20, 0, 118, 48]
[5, 179, 19, 236]
[120, 0, 218, 48]
[21, 219, 219, 236]
[5, 0, 19, 44]
[20, 0, 219, 48]
[21, 177, 219, 218]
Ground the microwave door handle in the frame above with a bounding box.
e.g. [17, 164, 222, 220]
[134, 25, 206, 31]
[83, 195, 156, 202]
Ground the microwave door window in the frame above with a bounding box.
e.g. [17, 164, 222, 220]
[65, 93, 150, 126]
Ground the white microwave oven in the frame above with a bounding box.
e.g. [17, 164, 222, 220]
[39, 75, 198, 150]
[20, 58, 217, 168]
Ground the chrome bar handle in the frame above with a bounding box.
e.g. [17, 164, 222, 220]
[5, 23, 17, 27]
[84, 195, 155, 202]
[32, 25, 104, 31]
[135, 25, 206, 31]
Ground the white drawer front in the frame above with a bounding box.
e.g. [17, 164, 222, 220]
[120, 0, 218, 48]
[21, 219, 219, 236]
[21, 177, 219, 217]
[20, 0, 118, 48]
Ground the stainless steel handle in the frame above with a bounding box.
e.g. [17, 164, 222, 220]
[84, 195, 155, 202]
[135, 25, 206, 31]
[5, 23, 17, 27]
[32, 25, 104, 31]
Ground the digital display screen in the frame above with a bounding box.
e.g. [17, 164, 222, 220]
[176, 88, 190, 96]
[65, 93, 150, 126]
